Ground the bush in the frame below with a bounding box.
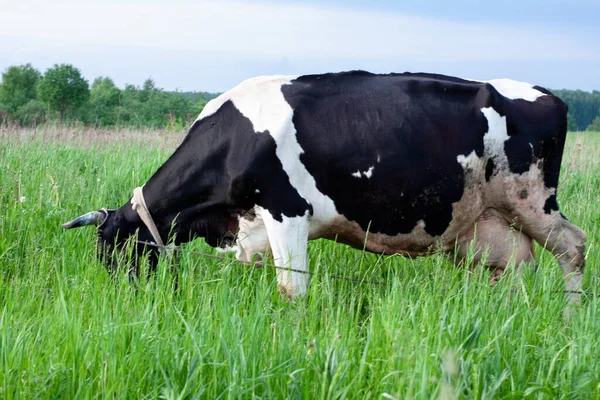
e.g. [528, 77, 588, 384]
[15, 100, 47, 126]
[586, 116, 600, 132]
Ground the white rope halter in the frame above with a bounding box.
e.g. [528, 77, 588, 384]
[131, 186, 165, 248]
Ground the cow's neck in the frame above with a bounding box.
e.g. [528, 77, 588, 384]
[133, 122, 234, 244]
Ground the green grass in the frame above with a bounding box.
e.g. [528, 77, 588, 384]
[0, 129, 599, 399]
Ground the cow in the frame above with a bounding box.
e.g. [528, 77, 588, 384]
[63, 71, 586, 305]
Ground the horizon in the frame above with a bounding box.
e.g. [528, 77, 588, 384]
[1, 0, 599, 92]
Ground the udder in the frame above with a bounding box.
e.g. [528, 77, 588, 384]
[452, 208, 535, 284]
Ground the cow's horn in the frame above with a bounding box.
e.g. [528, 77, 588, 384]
[62, 211, 106, 229]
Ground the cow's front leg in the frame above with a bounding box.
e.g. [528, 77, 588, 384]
[260, 209, 310, 299]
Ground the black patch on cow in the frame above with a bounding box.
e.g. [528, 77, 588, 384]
[485, 158, 495, 182]
[281, 71, 492, 236]
[503, 139, 533, 174]
[543, 194, 559, 214]
[518, 189, 529, 200]
[501, 95, 568, 187]
[242, 207, 257, 222]
[142, 100, 310, 247]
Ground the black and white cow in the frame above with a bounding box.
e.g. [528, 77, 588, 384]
[63, 71, 586, 302]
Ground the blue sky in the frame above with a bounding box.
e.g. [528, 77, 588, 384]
[297, 0, 600, 27]
[0, 0, 598, 92]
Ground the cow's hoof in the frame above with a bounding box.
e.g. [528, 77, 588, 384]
[489, 267, 505, 286]
[278, 285, 293, 300]
[277, 283, 306, 300]
[563, 303, 579, 321]
[563, 291, 581, 320]
[278, 284, 297, 300]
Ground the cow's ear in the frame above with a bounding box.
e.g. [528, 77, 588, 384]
[62, 209, 112, 229]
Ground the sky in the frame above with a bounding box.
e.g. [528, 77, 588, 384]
[0, 0, 598, 92]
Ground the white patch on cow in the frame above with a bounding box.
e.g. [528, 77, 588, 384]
[486, 79, 546, 102]
[260, 208, 310, 298]
[352, 165, 375, 179]
[194, 75, 298, 124]
[481, 107, 509, 142]
[255, 189, 260, 194]
[236, 208, 270, 263]
[467, 78, 546, 102]
[194, 96, 228, 126]
[456, 150, 478, 169]
[201, 75, 340, 236]
[456, 107, 509, 170]
[215, 244, 240, 255]
[456, 107, 509, 176]
[480, 107, 511, 168]
[377, 154, 381, 163]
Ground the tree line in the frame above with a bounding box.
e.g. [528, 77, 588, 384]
[1, 63, 599, 131]
[552, 89, 600, 131]
[0, 63, 217, 129]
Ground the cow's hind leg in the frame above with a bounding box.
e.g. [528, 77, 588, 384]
[519, 211, 586, 306]
[260, 209, 310, 299]
[500, 182, 586, 305]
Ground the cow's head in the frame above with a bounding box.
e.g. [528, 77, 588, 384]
[62, 207, 160, 275]
[62, 203, 241, 275]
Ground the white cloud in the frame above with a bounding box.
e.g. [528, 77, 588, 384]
[0, 0, 597, 62]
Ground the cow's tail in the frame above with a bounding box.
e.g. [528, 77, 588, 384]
[539, 94, 569, 213]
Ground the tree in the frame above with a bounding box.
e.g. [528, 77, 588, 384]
[0, 64, 42, 113]
[586, 116, 600, 132]
[567, 113, 578, 132]
[88, 77, 121, 126]
[38, 64, 89, 117]
[140, 78, 157, 102]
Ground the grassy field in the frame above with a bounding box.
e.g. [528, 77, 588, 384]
[0, 126, 599, 399]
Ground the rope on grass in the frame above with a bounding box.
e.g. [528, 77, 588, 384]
[136, 240, 391, 286]
[135, 240, 596, 295]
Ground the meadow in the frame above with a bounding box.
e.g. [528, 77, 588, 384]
[0, 125, 599, 399]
